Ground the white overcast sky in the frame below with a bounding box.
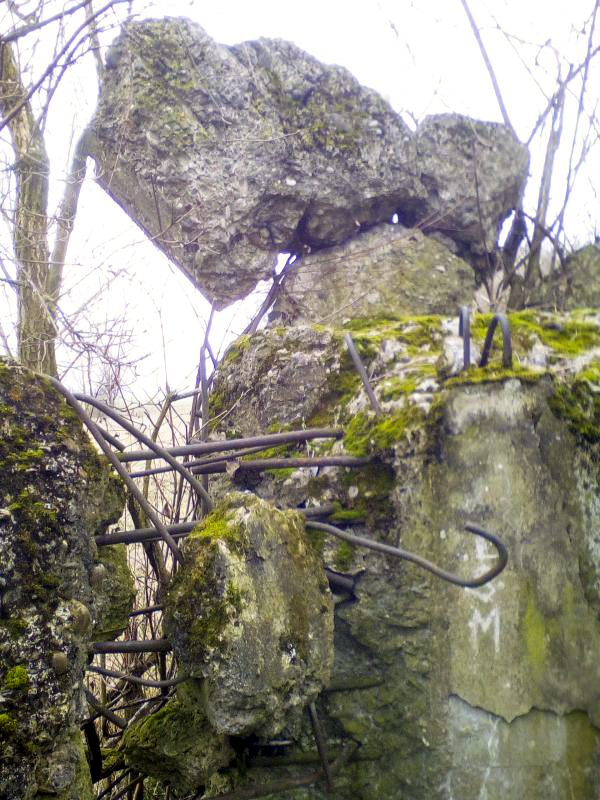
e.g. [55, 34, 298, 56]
[3, 0, 599, 399]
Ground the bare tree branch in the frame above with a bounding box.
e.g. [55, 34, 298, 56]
[0, 0, 126, 135]
[459, 0, 516, 133]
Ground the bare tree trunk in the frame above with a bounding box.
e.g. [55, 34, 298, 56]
[0, 40, 56, 375]
[526, 83, 565, 284]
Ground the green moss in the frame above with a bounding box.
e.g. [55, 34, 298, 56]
[3, 665, 29, 691]
[330, 508, 366, 523]
[166, 504, 254, 661]
[0, 617, 27, 638]
[222, 334, 252, 367]
[471, 311, 600, 359]
[341, 462, 395, 528]
[225, 581, 243, 615]
[342, 314, 443, 351]
[190, 508, 248, 556]
[263, 67, 370, 154]
[265, 467, 297, 479]
[446, 365, 545, 388]
[93, 544, 136, 641]
[548, 373, 600, 445]
[122, 678, 230, 790]
[333, 540, 357, 572]
[305, 526, 327, 555]
[565, 711, 600, 799]
[343, 407, 424, 457]
[0, 713, 18, 738]
[522, 584, 546, 673]
[378, 368, 436, 401]
[169, 542, 238, 658]
[305, 364, 361, 428]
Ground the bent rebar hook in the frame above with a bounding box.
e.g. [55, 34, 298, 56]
[458, 308, 512, 370]
[306, 520, 508, 588]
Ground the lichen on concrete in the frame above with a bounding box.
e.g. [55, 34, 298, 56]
[92, 542, 136, 641]
[164, 492, 334, 739]
[121, 679, 234, 795]
[0, 359, 126, 800]
[89, 18, 526, 307]
[202, 310, 600, 799]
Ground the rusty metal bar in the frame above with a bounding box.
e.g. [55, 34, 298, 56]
[130, 452, 369, 479]
[306, 521, 508, 588]
[74, 392, 213, 510]
[191, 455, 371, 475]
[95, 505, 338, 547]
[116, 428, 343, 463]
[48, 378, 186, 567]
[202, 744, 356, 800]
[344, 332, 382, 415]
[129, 445, 274, 478]
[129, 604, 163, 617]
[308, 702, 334, 790]
[86, 665, 185, 689]
[84, 688, 127, 730]
[91, 639, 171, 654]
[479, 313, 513, 368]
[458, 305, 471, 369]
[458, 309, 513, 371]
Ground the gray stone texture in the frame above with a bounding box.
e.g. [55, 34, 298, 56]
[164, 492, 334, 739]
[121, 679, 234, 795]
[204, 312, 600, 799]
[0, 360, 127, 800]
[415, 114, 529, 257]
[510, 243, 600, 310]
[89, 18, 528, 307]
[270, 225, 474, 324]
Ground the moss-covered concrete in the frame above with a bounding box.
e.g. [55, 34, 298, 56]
[122, 679, 233, 795]
[202, 310, 600, 799]
[92, 543, 136, 641]
[164, 492, 334, 738]
[0, 360, 126, 800]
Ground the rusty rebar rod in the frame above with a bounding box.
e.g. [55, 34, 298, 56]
[129, 604, 163, 617]
[84, 688, 127, 730]
[458, 305, 471, 369]
[308, 702, 334, 790]
[130, 453, 369, 479]
[202, 744, 356, 800]
[116, 428, 343, 463]
[96, 769, 132, 798]
[95, 520, 196, 546]
[48, 378, 186, 567]
[95, 505, 338, 547]
[191, 455, 371, 475]
[91, 639, 171, 654]
[479, 313, 513, 368]
[108, 776, 143, 800]
[344, 332, 382, 415]
[306, 521, 508, 588]
[87, 665, 185, 689]
[74, 392, 213, 510]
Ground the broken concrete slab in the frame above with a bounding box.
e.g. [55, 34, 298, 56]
[89, 18, 528, 308]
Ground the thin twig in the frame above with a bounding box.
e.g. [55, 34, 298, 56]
[459, 0, 515, 133]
